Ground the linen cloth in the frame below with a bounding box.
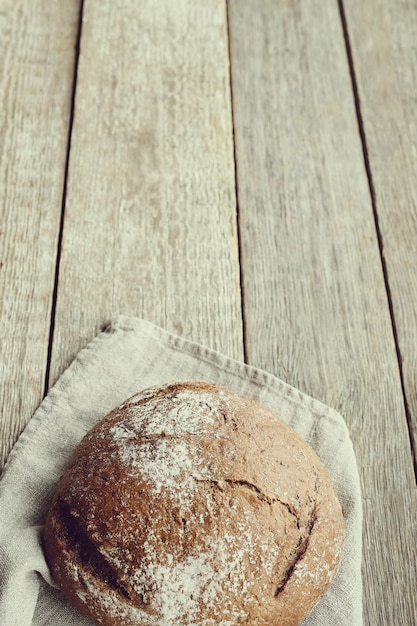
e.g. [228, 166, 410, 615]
[0, 316, 362, 626]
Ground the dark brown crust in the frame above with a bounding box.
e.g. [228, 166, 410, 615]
[43, 381, 344, 626]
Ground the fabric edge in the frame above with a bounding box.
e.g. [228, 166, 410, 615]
[111, 315, 352, 433]
[0, 325, 118, 483]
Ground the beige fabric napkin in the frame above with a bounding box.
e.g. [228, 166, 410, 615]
[0, 316, 362, 626]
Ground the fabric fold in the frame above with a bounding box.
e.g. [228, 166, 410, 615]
[0, 316, 362, 625]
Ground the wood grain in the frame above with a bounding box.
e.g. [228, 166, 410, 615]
[342, 0, 417, 471]
[0, 0, 81, 470]
[228, 0, 417, 624]
[49, 0, 242, 386]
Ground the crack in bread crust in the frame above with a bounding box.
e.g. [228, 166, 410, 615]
[274, 503, 317, 596]
[44, 381, 344, 626]
[193, 476, 318, 597]
[53, 498, 157, 616]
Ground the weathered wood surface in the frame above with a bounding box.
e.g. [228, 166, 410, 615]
[1, 0, 417, 623]
[227, 0, 417, 624]
[343, 0, 417, 470]
[0, 0, 81, 467]
[49, 0, 243, 387]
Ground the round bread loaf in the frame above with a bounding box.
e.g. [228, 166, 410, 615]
[43, 381, 344, 626]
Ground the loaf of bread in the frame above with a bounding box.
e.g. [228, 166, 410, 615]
[43, 381, 344, 626]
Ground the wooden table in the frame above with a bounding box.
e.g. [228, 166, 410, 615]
[1, 1, 416, 623]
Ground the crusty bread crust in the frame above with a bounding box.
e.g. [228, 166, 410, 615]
[43, 381, 344, 625]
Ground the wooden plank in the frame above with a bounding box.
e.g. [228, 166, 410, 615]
[342, 0, 417, 470]
[49, 0, 242, 386]
[0, 0, 81, 470]
[228, 1, 417, 624]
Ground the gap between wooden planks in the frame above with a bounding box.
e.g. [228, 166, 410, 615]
[342, 0, 417, 479]
[228, 0, 417, 624]
[48, 0, 243, 384]
[2, 1, 416, 624]
[0, 0, 82, 468]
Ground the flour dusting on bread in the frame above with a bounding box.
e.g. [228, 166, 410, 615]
[43, 381, 344, 626]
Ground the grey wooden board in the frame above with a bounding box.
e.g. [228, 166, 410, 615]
[343, 0, 417, 472]
[1, 0, 416, 622]
[0, 0, 80, 469]
[228, 1, 417, 624]
[49, 0, 243, 386]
